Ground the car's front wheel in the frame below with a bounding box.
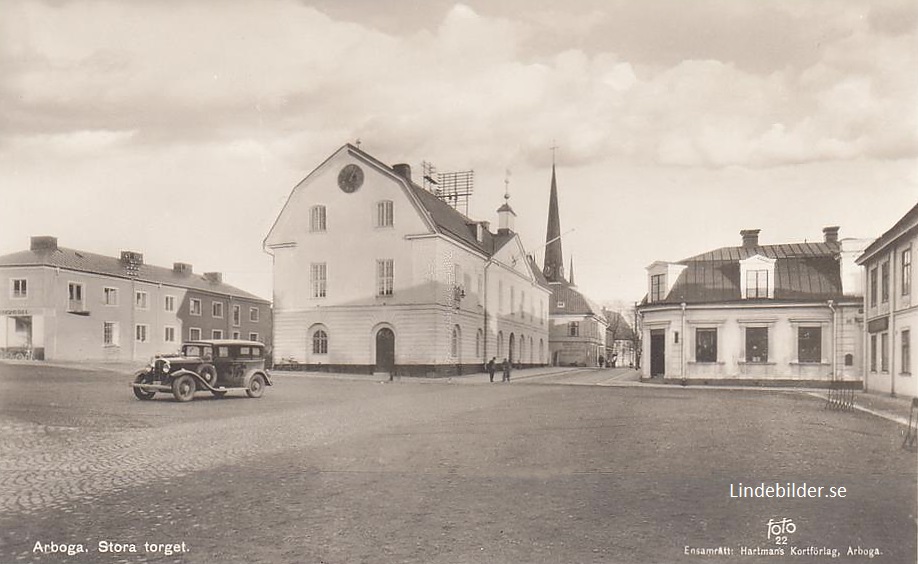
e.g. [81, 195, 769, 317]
[133, 371, 156, 401]
[172, 374, 196, 402]
[246, 374, 266, 398]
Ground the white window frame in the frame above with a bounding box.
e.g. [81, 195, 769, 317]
[10, 278, 28, 299]
[190, 298, 202, 316]
[212, 301, 224, 319]
[135, 323, 149, 343]
[250, 307, 260, 322]
[103, 321, 120, 346]
[311, 263, 327, 298]
[103, 287, 119, 306]
[376, 200, 394, 228]
[68, 281, 84, 310]
[377, 259, 394, 297]
[134, 290, 148, 310]
[164, 295, 176, 312]
[249, 332, 259, 342]
[164, 326, 176, 343]
[189, 327, 202, 340]
[232, 304, 241, 326]
[310, 205, 327, 232]
[212, 329, 224, 339]
[232, 331, 241, 340]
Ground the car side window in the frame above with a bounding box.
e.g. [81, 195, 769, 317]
[240, 347, 250, 356]
[217, 346, 230, 357]
[252, 348, 262, 357]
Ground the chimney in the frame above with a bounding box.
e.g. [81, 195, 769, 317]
[173, 262, 193, 275]
[740, 229, 760, 248]
[392, 163, 412, 182]
[823, 226, 840, 244]
[120, 250, 144, 265]
[204, 272, 223, 284]
[30, 236, 58, 251]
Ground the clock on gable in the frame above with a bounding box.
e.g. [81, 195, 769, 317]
[337, 164, 364, 193]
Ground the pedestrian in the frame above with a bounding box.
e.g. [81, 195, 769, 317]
[611, 353, 618, 368]
[502, 358, 511, 382]
[486, 357, 496, 383]
[598, 355, 605, 368]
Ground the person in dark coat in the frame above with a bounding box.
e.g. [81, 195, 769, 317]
[502, 358, 511, 382]
[486, 357, 496, 382]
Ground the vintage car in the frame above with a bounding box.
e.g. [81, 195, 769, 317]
[132, 340, 272, 402]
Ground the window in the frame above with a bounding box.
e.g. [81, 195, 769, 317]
[311, 263, 327, 298]
[134, 290, 147, 310]
[476, 329, 482, 357]
[232, 305, 241, 326]
[745, 327, 768, 363]
[250, 307, 260, 322]
[902, 330, 911, 375]
[69, 283, 84, 310]
[568, 322, 579, 337]
[232, 331, 240, 340]
[310, 205, 326, 232]
[520, 291, 525, 319]
[499, 281, 504, 312]
[497, 331, 504, 358]
[212, 301, 224, 318]
[376, 200, 393, 227]
[249, 332, 259, 342]
[190, 298, 202, 316]
[313, 329, 328, 354]
[746, 270, 769, 299]
[377, 259, 394, 297]
[881, 262, 889, 303]
[510, 287, 515, 315]
[903, 249, 912, 296]
[696, 329, 717, 363]
[103, 287, 119, 306]
[870, 334, 877, 372]
[189, 327, 202, 340]
[103, 322, 119, 346]
[135, 324, 148, 343]
[164, 295, 175, 312]
[164, 326, 176, 343]
[212, 329, 223, 339]
[11, 278, 27, 299]
[451, 325, 461, 358]
[870, 268, 878, 307]
[798, 327, 822, 363]
[650, 274, 665, 302]
[881, 332, 889, 372]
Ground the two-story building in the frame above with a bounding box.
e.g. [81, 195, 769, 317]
[0, 236, 271, 362]
[264, 143, 551, 376]
[637, 227, 870, 387]
[856, 202, 917, 398]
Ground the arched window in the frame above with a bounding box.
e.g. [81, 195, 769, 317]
[451, 325, 461, 358]
[519, 333, 525, 364]
[529, 336, 534, 363]
[539, 338, 544, 363]
[312, 329, 328, 354]
[310, 205, 327, 232]
[497, 331, 504, 358]
[476, 329, 482, 357]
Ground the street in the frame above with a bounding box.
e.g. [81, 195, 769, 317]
[0, 363, 915, 563]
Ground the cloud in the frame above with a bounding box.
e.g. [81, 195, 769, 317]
[0, 0, 914, 170]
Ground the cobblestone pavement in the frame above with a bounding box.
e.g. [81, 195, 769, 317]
[0, 363, 915, 563]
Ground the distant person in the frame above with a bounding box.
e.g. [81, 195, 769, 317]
[611, 353, 618, 368]
[502, 358, 511, 382]
[486, 357, 496, 383]
[598, 355, 605, 368]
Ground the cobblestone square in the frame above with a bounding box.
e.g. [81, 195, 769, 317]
[0, 364, 915, 563]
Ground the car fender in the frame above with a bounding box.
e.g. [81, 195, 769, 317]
[170, 368, 211, 389]
[244, 370, 272, 387]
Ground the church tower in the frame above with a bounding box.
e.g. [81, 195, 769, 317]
[542, 164, 566, 283]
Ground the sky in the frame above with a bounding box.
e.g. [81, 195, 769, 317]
[1, 0, 916, 308]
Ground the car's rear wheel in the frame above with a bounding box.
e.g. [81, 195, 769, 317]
[133, 371, 156, 401]
[246, 374, 266, 398]
[172, 374, 196, 402]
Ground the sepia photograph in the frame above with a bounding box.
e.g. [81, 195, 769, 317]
[0, 0, 916, 562]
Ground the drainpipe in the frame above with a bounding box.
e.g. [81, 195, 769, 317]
[890, 248, 896, 398]
[681, 302, 687, 386]
[827, 300, 837, 381]
[483, 259, 493, 364]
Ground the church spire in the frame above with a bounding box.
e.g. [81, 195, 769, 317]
[569, 256, 575, 286]
[542, 162, 565, 283]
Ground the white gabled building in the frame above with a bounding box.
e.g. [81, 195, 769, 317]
[264, 144, 551, 376]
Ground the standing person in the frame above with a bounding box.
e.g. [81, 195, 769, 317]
[502, 358, 511, 382]
[486, 357, 496, 383]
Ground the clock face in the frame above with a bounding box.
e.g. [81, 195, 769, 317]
[337, 164, 364, 193]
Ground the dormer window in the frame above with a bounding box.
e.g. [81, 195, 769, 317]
[740, 255, 776, 299]
[650, 274, 666, 302]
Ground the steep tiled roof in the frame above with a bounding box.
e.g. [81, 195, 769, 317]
[549, 282, 604, 317]
[655, 241, 844, 305]
[0, 247, 269, 302]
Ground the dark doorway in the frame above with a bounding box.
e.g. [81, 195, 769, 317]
[375, 328, 395, 373]
[650, 329, 666, 377]
[508, 333, 515, 364]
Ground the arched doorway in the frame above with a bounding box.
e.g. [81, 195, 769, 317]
[509, 333, 515, 365]
[375, 328, 395, 373]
